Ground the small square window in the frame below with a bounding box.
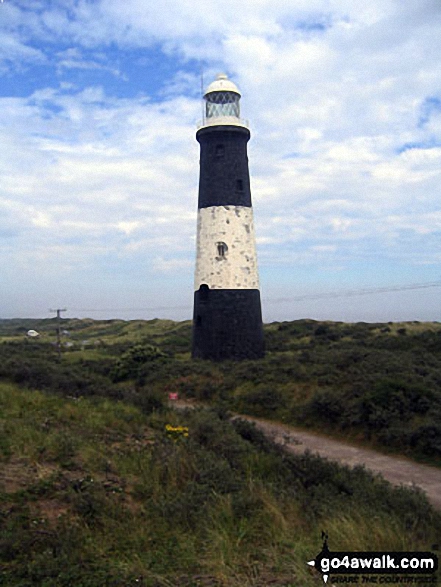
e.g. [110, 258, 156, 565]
[236, 179, 244, 191]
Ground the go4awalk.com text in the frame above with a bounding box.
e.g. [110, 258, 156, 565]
[307, 539, 438, 585]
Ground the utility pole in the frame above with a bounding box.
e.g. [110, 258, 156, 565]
[49, 308, 67, 360]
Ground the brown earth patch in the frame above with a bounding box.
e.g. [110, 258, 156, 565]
[110, 432, 155, 453]
[0, 458, 38, 493]
[35, 499, 70, 525]
[0, 458, 61, 494]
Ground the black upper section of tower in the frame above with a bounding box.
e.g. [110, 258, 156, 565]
[196, 125, 252, 209]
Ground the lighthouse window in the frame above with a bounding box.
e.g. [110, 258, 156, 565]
[236, 179, 244, 191]
[216, 242, 228, 257]
[215, 144, 224, 157]
[206, 92, 240, 118]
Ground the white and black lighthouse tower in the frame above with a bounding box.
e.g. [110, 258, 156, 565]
[192, 74, 264, 360]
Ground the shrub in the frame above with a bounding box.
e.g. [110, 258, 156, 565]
[236, 386, 287, 416]
[300, 389, 345, 425]
[409, 423, 441, 458]
[111, 344, 167, 382]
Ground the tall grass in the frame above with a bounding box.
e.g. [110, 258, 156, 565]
[1, 383, 440, 586]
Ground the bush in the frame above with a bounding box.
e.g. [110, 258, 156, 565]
[236, 386, 287, 416]
[111, 344, 167, 382]
[409, 423, 441, 458]
[300, 389, 345, 425]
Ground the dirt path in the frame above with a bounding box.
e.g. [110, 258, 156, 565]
[171, 400, 441, 510]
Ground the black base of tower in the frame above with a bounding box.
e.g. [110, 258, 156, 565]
[192, 286, 264, 361]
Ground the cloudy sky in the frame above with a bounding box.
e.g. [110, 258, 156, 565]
[1, 0, 440, 322]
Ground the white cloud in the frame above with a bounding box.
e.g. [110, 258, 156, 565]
[55, 47, 122, 77]
[152, 256, 193, 272]
[0, 85, 200, 284]
[0, 34, 46, 71]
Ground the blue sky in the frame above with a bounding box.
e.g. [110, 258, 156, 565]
[1, 0, 440, 322]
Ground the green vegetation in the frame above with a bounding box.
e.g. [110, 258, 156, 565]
[1, 317, 440, 464]
[1, 382, 440, 586]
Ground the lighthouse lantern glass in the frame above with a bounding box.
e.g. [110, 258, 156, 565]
[205, 91, 240, 119]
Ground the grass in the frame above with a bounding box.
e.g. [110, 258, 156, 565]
[1, 317, 441, 465]
[1, 382, 440, 586]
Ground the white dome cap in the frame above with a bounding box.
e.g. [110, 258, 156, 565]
[204, 73, 241, 97]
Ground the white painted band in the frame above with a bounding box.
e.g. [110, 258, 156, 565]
[194, 205, 260, 291]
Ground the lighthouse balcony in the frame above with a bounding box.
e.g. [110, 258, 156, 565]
[197, 116, 249, 129]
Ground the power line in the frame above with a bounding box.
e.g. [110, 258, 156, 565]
[268, 281, 441, 304]
[66, 280, 441, 314]
[49, 308, 67, 359]
[70, 305, 190, 313]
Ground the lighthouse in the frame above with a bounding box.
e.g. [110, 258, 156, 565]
[192, 73, 264, 360]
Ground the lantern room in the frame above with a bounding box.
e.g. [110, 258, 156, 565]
[203, 73, 241, 121]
